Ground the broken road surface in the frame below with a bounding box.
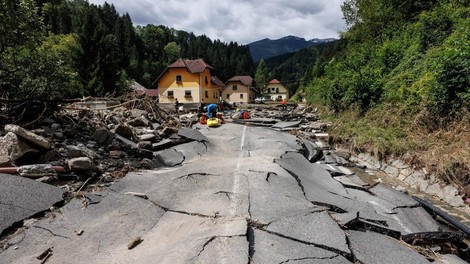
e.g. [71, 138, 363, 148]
[0, 123, 465, 263]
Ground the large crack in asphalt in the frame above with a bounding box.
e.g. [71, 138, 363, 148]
[147, 199, 216, 219]
[31, 225, 70, 239]
[247, 226, 255, 264]
[196, 236, 217, 257]
[251, 226, 353, 261]
[280, 167, 307, 198]
[174, 172, 220, 182]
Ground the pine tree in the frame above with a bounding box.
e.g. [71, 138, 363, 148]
[255, 59, 269, 94]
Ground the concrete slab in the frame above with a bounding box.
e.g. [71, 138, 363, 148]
[251, 229, 345, 264]
[324, 154, 337, 164]
[347, 188, 398, 214]
[334, 175, 369, 188]
[389, 207, 440, 234]
[247, 163, 324, 224]
[238, 127, 302, 159]
[265, 211, 350, 255]
[320, 164, 345, 176]
[0, 173, 64, 235]
[299, 137, 323, 162]
[243, 117, 280, 124]
[370, 183, 419, 207]
[347, 230, 430, 264]
[152, 148, 185, 167]
[275, 152, 350, 198]
[177, 127, 208, 142]
[272, 121, 301, 129]
[330, 212, 358, 226]
[152, 138, 173, 151]
[337, 166, 355, 175]
[346, 185, 439, 234]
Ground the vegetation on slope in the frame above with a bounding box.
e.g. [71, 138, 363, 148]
[302, 0, 470, 195]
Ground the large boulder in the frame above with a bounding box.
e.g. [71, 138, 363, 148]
[4, 124, 50, 149]
[114, 124, 134, 140]
[93, 127, 115, 145]
[0, 132, 39, 165]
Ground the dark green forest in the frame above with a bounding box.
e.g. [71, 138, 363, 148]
[0, 0, 253, 99]
[263, 40, 345, 96]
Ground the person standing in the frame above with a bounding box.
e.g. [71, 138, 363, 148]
[175, 98, 179, 112]
[281, 98, 287, 111]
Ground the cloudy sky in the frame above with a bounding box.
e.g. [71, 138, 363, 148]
[88, 0, 346, 45]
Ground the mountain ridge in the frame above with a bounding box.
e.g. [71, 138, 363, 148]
[247, 35, 336, 61]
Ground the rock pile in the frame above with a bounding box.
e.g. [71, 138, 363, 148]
[0, 99, 204, 190]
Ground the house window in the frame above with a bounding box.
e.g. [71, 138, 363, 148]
[185, 90, 191, 97]
[167, 90, 174, 97]
[205, 91, 208, 98]
[271, 87, 276, 92]
[233, 85, 238, 91]
[205, 76, 208, 84]
[226, 94, 230, 99]
[176, 75, 182, 82]
[240, 94, 244, 99]
[276, 88, 279, 93]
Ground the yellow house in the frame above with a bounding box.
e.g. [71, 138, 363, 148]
[265, 79, 289, 101]
[222, 76, 256, 104]
[154, 59, 224, 105]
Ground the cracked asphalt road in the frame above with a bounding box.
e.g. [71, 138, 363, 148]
[0, 123, 460, 263]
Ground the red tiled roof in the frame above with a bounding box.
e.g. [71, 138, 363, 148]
[134, 87, 158, 97]
[211, 76, 225, 87]
[167, 58, 213, 73]
[186, 59, 213, 73]
[167, 59, 187, 68]
[269, 79, 281, 84]
[145, 89, 159, 97]
[153, 58, 214, 87]
[226, 76, 253, 86]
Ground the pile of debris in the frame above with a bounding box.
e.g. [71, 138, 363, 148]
[0, 96, 204, 191]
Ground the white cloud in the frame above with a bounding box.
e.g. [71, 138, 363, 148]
[88, 0, 346, 44]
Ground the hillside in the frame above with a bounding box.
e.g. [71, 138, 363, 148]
[248, 36, 335, 62]
[261, 40, 343, 96]
[302, 0, 470, 196]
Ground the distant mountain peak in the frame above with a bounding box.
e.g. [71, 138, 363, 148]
[279, 35, 306, 41]
[247, 35, 337, 61]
